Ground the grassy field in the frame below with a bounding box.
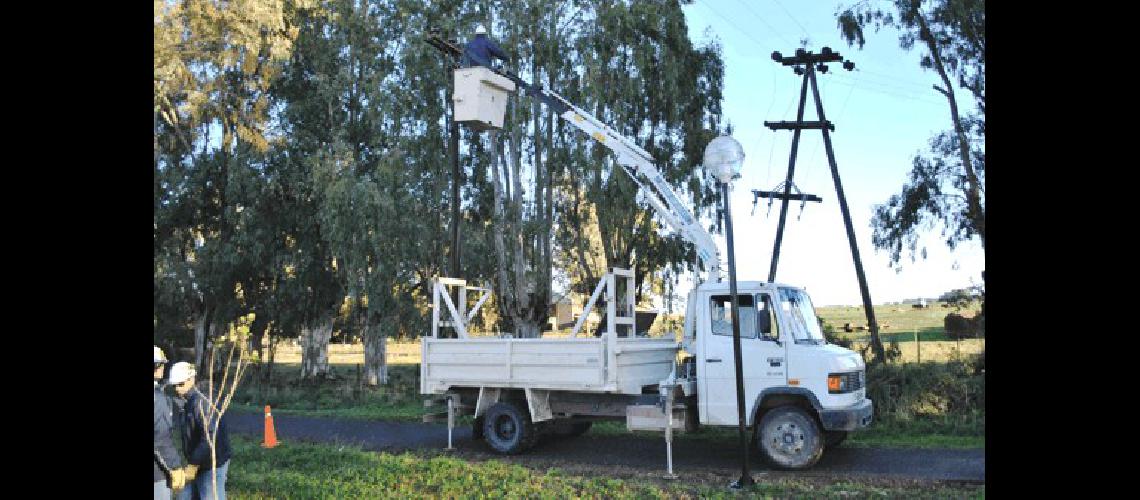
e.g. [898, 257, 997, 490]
[815, 301, 984, 364]
[228, 435, 985, 499]
[257, 300, 983, 367]
[230, 363, 426, 421]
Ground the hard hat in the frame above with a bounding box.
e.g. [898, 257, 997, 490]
[154, 345, 167, 364]
[475, 24, 487, 35]
[169, 362, 196, 385]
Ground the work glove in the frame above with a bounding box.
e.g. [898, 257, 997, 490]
[184, 464, 200, 480]
[169, 468, 186, 491]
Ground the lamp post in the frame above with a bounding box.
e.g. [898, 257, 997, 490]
[703, 134, 754, 489]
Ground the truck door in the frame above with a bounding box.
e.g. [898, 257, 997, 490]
[699, 292, 786, 426]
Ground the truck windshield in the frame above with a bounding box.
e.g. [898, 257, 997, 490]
[778, 288, 825, 344]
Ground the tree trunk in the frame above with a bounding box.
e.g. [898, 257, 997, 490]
[515, 322, 540, 339]
[490, 130, 544, 339]
[300, 316, 333, 379]
[248, 315, 269, 363]
[193, 305, 213, 372]
[362, 317, 388, 386]
[264, 327, 278, 384]
[490, 131, 516, 314]
[916, 9, 984, 247]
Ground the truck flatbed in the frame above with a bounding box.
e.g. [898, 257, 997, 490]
[421, 336, 677, 395]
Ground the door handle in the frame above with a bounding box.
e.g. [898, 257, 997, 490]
[706, 358, 722, 363]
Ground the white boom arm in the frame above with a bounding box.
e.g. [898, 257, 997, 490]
[515, 79, 724, 283]
[423, 34, 722, 282]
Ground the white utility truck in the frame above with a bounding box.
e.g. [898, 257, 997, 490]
[422, 32, 872, 472]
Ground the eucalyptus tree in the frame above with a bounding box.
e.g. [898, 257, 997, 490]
[442, 0, 726, 338]
[837, 0, 985, 265]
[154, 0, 321, 369]
[565, 0, 726, 304]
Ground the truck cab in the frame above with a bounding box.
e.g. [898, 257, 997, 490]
[684, 281, 873, 469]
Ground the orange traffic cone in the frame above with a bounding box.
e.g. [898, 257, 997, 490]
[262, 405, 278, 448]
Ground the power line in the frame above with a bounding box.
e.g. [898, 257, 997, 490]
[770, 0, 810, 39]
[824, 77, 945, 106]
[727, 0, 795, 48]
[828, 71, 940, 99]
[834, 68, 861, 123]
[849, 67, 937, 91]
[695, 0, 776, 52]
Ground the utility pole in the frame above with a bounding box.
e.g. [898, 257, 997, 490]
[762, 47, 886, 363]
[449, 84, 461, 281]
[429, 26, 465, 338]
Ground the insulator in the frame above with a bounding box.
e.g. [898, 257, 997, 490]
[843, 61, 855, 71]
[818, 64, 828, 73]
[771, 51, 782, 62]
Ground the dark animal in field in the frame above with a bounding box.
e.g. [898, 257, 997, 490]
[944, 313, 981, 340]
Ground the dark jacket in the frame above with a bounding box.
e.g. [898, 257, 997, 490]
[154, 383, 184, 483]
[179, 388, 232, 469]
[462, 34, 509, 68]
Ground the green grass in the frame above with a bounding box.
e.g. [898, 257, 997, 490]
[230, 363, 425, 421]
[845, 415, 985, 449]
[586, 416, 982, 450]
[228, 435, 984, 499]
[816, 301, 983, 345]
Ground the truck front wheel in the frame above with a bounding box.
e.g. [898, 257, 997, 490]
[483, 402, 536, 454]
[756, 406, 824, 470]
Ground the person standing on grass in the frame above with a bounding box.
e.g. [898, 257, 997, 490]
[169, 362, 232, 500]
[155, 347, 195, 499]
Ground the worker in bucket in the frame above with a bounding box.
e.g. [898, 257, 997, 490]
[462, 24, 509, 69]
[155, 346, 192, 499]
[170, 361, 232, 500]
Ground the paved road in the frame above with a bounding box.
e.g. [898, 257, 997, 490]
[230, 412, 984, 483]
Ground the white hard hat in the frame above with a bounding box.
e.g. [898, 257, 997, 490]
[154, 345, 167, 364]
[475, 24, 487, 35]
[169, 362, 196, 385]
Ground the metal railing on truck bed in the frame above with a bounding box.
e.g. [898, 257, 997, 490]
[420, 269, 679, 395]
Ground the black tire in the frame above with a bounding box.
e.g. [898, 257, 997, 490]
[755, 406, 824, 470]
[472, 416, 485, 440]
[482, 402, 536, 454]
[824, 430, 847, 448]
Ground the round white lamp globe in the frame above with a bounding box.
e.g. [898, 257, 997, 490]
[703, 135, 745, 184]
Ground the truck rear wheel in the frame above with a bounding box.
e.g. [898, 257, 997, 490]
[483, 402, 536, 454]
[756, 406, 824, 470]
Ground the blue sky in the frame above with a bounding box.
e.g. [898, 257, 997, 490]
[679, 0, 985, 306]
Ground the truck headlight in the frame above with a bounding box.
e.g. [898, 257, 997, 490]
[828, 371, 863, 394]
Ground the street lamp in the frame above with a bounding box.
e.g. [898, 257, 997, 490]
[702, 134, 754, 490]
